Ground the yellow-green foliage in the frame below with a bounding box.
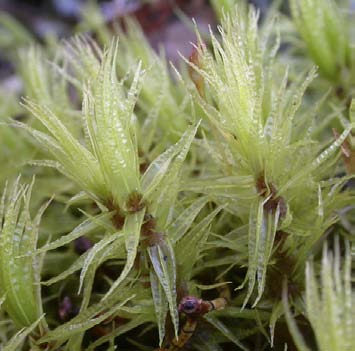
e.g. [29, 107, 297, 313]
[0, 179, 46, 330]
[289, 0, 351, 82]
[284, 239, 355, 351]
[0, 1, 354, 350]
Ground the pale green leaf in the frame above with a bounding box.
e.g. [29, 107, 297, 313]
[176, 205, 225, 279]
[2, 315, 44, 351]
[0, 180, 43, 327]
[148, 240, 179, 338]
[22, 100, 108, 200]
[78, 232, 119, 293]
[168, 196, 210, 243]
[142, 123, 199, 200]
[239, 198, 264, 309]
[103, 210, 145, 299]
[150, 270, 168, 346]
[36, 212, 112, 254]
[83, 40, 141, 206]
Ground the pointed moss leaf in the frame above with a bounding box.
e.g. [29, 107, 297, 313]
[17, 46, 81, 136]
[104, 210, 145, 299]
[79, 236, 126, 311]
[2, 314, 44, 351]
[254, 206, 280, 307]
[176, 205, 224, 279]
[22, 100, 108, 200]
[150, 269, 168, 346]
[289, 0, 348, 81]
[194, 282, 232, 290]
[148, 240, 179, 338]
[78, 232, 119, 293]
[64, 191, 91, 211]
[151, 123, 201, 227]
[62, 35, 102, 89]
[140, 141, 179, 196]
[305, 240, 354, 351]
[36, 212, 111, 254]
[11, 120, 61, 154]
[0, 181, 43, 328]
[38, 295, 134, 343]
[84, 40, 141, 206]
[312, 124, 353, 168]
[140, 96, 163, 153]
[27, 159, 62, 170]
[168, 196, 210, 243]
[66, 333, 84, 351]
[148, 124, 203, 228]
[141, 123, 200, 199]
[186, 6, 267, 148]
[77, 208, 115, 232]
[79, 269, 97, 312]
[204, 315, 248, 351]
[239, 198, 264, 309]
[279, 124, 353, 195]
[283, 67, 318, 131]
[114, 18, 188, 139]
[182, 176, 255, 199]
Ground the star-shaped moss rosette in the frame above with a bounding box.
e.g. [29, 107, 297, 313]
[0, 1, 354, 350]
[289, 0, 355, 106]
[15, 39, 205, 347]
[183, 4, 353, 312]
[0, 178, 47, 345]
[284, 238, 355, 351]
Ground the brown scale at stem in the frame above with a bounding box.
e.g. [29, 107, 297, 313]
[333, 128, 355, 174]
[134, 213, 165, 288]
[158, 296, 227, 351]
[126, 190, 146, 213]
[138, 148, 150, 174]
[335, 85, 346, 100]
[140, 214, 164, 247]
[106, 190, 146, 230]
[334, 85, 352, 108]
[106, 198, 125, 230]
[140, 160, 150, 174]
[188, 44, 206, 98]
[256, 175, 287, 217]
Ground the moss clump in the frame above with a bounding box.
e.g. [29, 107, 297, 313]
[0, 1, 354, 350]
